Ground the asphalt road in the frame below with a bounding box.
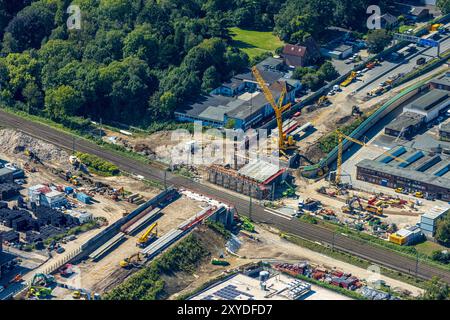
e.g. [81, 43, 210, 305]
[352, 33, 450, 96]
[1, 109, 450, 284]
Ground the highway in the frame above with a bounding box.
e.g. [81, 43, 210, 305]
[349, 33, 450, 96]
[1, 109, 450, 284]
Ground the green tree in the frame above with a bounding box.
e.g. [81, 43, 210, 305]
[45, 85, 82, 118]
[4, 1, 55, 52]
[224, 118, 236, 129]
[301, 73, 323, 90]
[123, 24, 159, 66]
[318, 61, 339, 82]
[292, 67, 313, 80]
[367, 29, 392, 54]
[420, 277, 449, 300]
[22, 82, 43, 111]
[435, 215, 450, 246]
[437, 0, 450, 14]
[202, 66, 221, 93]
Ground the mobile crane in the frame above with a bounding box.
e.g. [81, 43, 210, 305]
[136, 222, 158, 248]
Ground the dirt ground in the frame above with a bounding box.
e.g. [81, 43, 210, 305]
[237, 225, 424, 297]
[51, 193, 211, 298]
[171, 222, 424, 299]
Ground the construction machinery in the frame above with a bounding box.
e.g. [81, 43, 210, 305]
[211, 258, 230, 266]
[340, 71, 357, 87]
[351, 106, 363, 117]
[136, 222, 158, 247]
[251, 66, 294, 153]
[414, 191, 424, 198]
[27, 273, 55, 299]
[342, 196, 364, 214]
[282, 180, 296, 198]
[27, 286, 52, 299]
[30, 273, 55, 288]
[120, 252, 143, 268]
[366, 205, 383, 216]
[335, 130, 408, 186]
[317, 95, 330, 107]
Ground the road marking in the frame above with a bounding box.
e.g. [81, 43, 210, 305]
[264, 209, 292, 220]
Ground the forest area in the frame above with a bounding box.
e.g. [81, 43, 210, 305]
[0, 0, 390, 128]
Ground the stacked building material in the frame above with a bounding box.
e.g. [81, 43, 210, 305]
[0, 183, 21, 200]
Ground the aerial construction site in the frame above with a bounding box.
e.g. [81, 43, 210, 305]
[1, 0, 450, 307]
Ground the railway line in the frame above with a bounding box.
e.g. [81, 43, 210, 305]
[1, 109, 449, 284]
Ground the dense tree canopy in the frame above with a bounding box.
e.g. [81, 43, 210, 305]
[0, 0, 397, 127]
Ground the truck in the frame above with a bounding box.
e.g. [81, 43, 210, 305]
[365, 205, 383, 215]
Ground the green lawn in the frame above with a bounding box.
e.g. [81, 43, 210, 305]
[229, 27, 284, 59]
[414, 241, 447, 256]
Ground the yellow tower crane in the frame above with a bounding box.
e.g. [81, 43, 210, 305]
[335, 130, 408, 185]
[251, 66, 294, 153]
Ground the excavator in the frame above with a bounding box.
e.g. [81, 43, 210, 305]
[120, 252, 143, 268]
[26, 273, 55, 299]
[136, 222, 158, 248]
[342, 196, 364, 214]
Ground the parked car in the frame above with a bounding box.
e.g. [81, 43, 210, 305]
[416, 57, 426, 65]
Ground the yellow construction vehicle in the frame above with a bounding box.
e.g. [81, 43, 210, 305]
[335, 130, 408, 185]
[251, 66, 294, 153]
[120, 252, 142, 268]
[340, 71, 357, 87]
[366, 205, 383, 215]
[137, 222, 158, 247]
[414, 191, 424, 198]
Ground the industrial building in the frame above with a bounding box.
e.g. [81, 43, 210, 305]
[28, 185, 68, 209]
[207, 159, 287, 200]
[384, 112, 426, 139]
[429, 77, 450, 91]
[321, 44, 353, 60]
[402, 89, 450, 122]
[175, 57, 301, 130]
[388, 225, 423, 245]
[190, 272, 311, 300]
[420, 206, 449, 238]
[440, 123, 450, 142]
[356, 145, 450, 201]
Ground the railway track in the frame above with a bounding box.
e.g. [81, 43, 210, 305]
[1, 109, 449, 284]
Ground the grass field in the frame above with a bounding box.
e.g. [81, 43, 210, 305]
[229, 27, 284, 59]
[414, 241, 447, 256]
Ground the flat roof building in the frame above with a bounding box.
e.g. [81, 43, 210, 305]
[403, 89, 450, 122]
[429, 77, 450, 91]
[175, 57, 301, 130]
[356, 146, 450, 201]
[440, 123, 450, 142]
[384, 112, 426, 139]
[420, 206, 449, 238]
[189, 272, 312, 300]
